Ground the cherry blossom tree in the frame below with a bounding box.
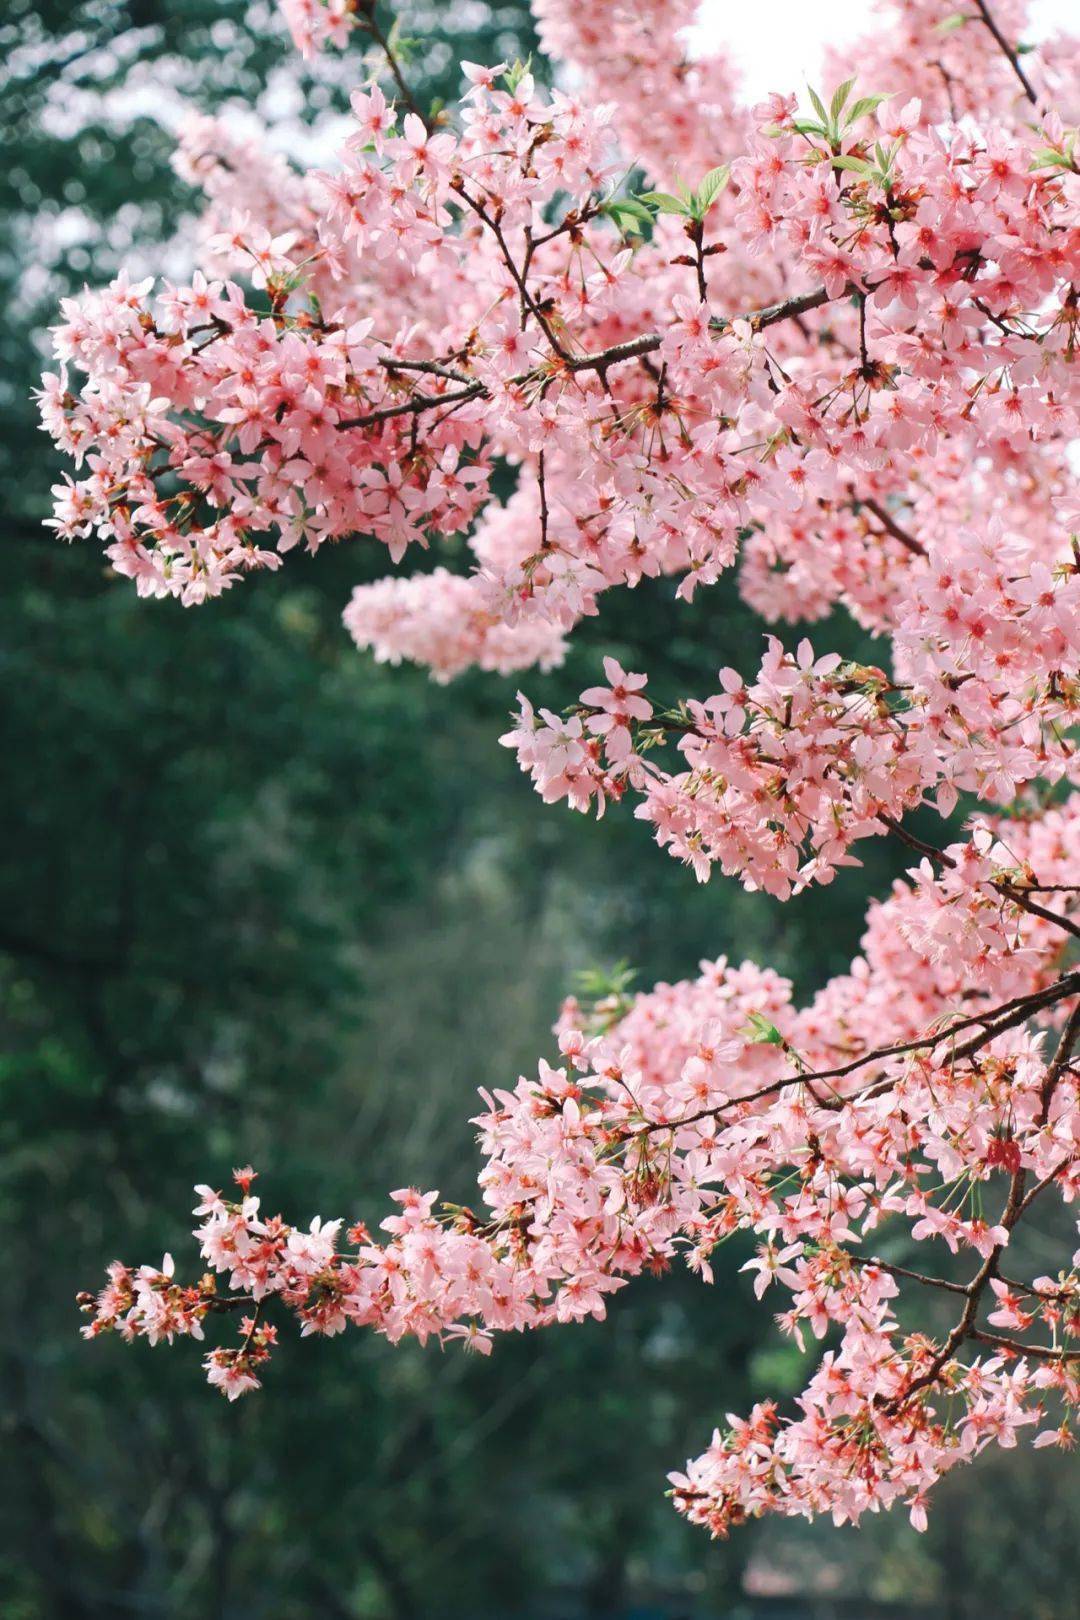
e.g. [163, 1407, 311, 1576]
[49, 0, 1080, 1538]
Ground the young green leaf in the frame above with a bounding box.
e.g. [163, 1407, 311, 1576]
[602, 197, 653, 234]
[639, 190, 692, 216]
[695, 164, 731, 213]
[807, 86, 829, 126]
[743, 1012, 785, 1046]
[502, 55, 532, 94]
[1030, 148, 1073, 171]
[847, 94, 887, 125]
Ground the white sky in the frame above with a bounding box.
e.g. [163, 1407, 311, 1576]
[694, 0, 1076, 99]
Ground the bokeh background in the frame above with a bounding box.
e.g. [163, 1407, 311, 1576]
[1, 4, 1077, 1616]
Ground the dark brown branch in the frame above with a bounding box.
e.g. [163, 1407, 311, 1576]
[336, 383, 484, 430]
[970, 1329, 1079, 1360]
[862, 497, 927, 558]
[537, 450, 550, 548]
[633, 971, 1080, 1138]
[334, 282, 849, 434]
[688, 218, 708, 303]
[356, 2, 430, 128]
[880, 815, 1080, 943]
[998, 883, 1080, 943]
[571, 284, 837, 371]
[722, 283, 835, 334]
[973, 0, 1039, 106]
[945, 981, 1075, 1063]
[567, 332, 668, 373]
[889, 999, 1080, 1410]
[378, 356, 473, 385]
[853, 1255, 970, 1296]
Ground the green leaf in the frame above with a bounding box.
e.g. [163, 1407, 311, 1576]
[1030, 148, 1071, 171]
[385, 18, 423, 62]
[695, 164, 731, 212]
[502, 55, 532, 94]
[832, 155, 872, 174]
[934, 12, 969, 34]
[743, 1012, 785, 1046]
[792, 118, 827, 140]
[847, 94, 887, 125]
[575, 959, 638, 1000]
[829, 78, 856, 122]
[638, 190, 692, 216]
[807, 86, 829, 126]
[602, 197, 652, 234]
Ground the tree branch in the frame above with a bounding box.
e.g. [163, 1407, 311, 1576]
[973, 0, 1039, 106]
[356, 1, 430, 128]
[336, 382, 485, 430]
[633, 971, 1080, 1138]
[862, 497, 927, 558]
[889, 998, 1080, 1410]
[334, 283, 847, 433]
[880, 814, 1080, 944]
[969, 1329, 1079, 1360]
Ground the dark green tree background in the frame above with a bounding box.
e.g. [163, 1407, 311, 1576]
[1, 5, 1075, 1616]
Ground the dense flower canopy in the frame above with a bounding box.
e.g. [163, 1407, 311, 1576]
[54, 0, 1080, 1539]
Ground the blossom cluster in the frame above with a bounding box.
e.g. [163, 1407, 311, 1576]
[505, 521, 1080, 892]
[278, 0, 358, 59]
[83, 811, 1080, 1524]
[42, 8, 1080, 801]
[503, 644, 931, 893]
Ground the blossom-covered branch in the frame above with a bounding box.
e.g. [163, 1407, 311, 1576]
[49, 0, 1080, 1542]
[83, 810, 1080, 1527]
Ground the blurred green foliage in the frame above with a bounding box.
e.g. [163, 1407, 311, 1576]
[0, 5, 1076, 1617]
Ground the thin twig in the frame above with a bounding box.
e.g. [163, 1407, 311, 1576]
[862, 497, 927, 558]
[973, 0, 1039, 106]
[889, 1000, 1080, 1411]
[357, 1, 429, 128]
[378, 356, 473, 385]
[537, 450, 550, 548]
[632, 971, 1080, 1138]
[852, 1255, 969, 1296]
[880, 814, 1080, 943]
[336, 383, 484, 430]
[970, 1329, 1079, 1360]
